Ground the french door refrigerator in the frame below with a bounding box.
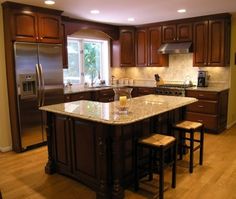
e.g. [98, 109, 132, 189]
[14, 42, 64, 150]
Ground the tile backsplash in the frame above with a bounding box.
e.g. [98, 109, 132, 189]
[111, 53, 230, 86]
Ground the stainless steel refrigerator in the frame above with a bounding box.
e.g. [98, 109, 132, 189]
[14, 42, 64, 150]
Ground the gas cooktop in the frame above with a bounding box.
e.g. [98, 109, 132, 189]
[157, 84, 195, 89]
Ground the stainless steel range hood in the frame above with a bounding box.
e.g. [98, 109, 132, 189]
[158, 42, 192, 54]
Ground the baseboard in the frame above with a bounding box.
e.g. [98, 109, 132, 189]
[227, 120, 236, 129]
[0, 145, 12, 152]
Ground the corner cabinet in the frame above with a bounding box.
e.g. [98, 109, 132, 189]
[120, 28, 135, 67]
[185, 89, 229, 133]
[162, 23, 192, 43]
[193, 15, 231, 67]
[6, 3, 62, 43]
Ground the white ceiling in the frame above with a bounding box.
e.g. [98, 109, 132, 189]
[1, 0, 236, 25]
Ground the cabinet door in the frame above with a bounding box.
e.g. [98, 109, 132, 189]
[193, 21, 208, 66]
[148, 26, 168, 66]
[120, 29, 135, 66]
[136, 28, 148, 66]
[11, 10, 38, 42]
[176, 23, 192, 41]
[61, 22, 68, 68]
[208, 19, 225, 66]
[162, 24, 176, 43]
[38, 13, 61, 43]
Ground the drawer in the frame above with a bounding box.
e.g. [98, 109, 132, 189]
[98, 89, 114, 98]
[137, 87, 155, 96]
[186, 90, 218, 100]
[186, 112, 218, 130]
[64, 92, 91, 102]
[187, 100, 218, 114]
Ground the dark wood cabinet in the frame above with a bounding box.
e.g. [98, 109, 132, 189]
[9, 7, 62, 43]
[136, 28, 148, 66]
[135, 27, 168, 67]
[193, 16, 231, 66]
[162, 23, 192, 43]
[185, 89, 229, 133]
[148, 26, 168, 66]
[120, 28, 135, 66]
[64, 92, 92, 102]
[94, 89, 115, 102]
[61, 22, 68, 68]
[136, 87, 155, 96]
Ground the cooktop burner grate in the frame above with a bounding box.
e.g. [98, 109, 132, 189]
[157, 84, 195, 89]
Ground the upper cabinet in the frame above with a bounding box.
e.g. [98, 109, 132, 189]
[162, 23, 192, 43]
[3, 2, 63, 44]
[10, 10, 62, 43]
[120, 27, 135, 67]
[193, 15, 231, 67]
[136, 27, 168, 67]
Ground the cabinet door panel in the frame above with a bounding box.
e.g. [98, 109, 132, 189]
[11, 11, 38, 42]
[38, 14, 61, 43]
[120, 29, 135, 66]
[54, 115, 72, 174]
[148, 26, 168, 66]
[136, 29, 148, 66]
[193, 21, 208, 66]
[162, 25, 176, 43]
[208, 19, 224, 66]
[177, 23, 192, 41]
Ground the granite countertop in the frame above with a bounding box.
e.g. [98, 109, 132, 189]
[186, 85, 229, 92]
[40, 94, 197, 125]
[64, 83, 229, 94]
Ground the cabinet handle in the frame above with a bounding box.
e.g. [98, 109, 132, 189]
[40, 37, 43, 40]
[198, 105, 204, 108]
[173, 38, 176, 40]
[66, 96, 70, 99]
[198, 94, 204, 97]
[208, 62, 210, 65]
[204, 62, 207, 65]
[198, 119, 203, 122]
[36, 36, 39, 40]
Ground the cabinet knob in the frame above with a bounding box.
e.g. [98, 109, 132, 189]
[40, 37, 43, 40]
[204, 62, 207, 65]
[36, 36, 39, 40]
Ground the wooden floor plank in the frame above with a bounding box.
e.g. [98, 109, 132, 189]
[1, 125, 236, 199]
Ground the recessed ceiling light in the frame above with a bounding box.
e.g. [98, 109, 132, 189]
[44, 0, 55, 5]
[177, 9, 186, 13]
[90, 10, 100, 14]
[128, 18, 135, 22]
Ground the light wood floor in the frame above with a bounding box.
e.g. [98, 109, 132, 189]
[1, 125, 236, 199]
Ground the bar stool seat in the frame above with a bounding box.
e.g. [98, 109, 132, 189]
[134, 133, 177, 199]
[172, 120, 204, 173]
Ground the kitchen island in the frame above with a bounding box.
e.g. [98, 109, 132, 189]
[40, 95, 197, 199]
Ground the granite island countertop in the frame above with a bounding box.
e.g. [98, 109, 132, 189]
[40, 94, 197, 125]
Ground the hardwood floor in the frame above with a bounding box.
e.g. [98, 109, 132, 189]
[1, 125, 236, 199]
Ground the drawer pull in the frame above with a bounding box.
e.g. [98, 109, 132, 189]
[198, 105, 204, 108]
[198, 94, 204, 97]
[198, 119, 203, 122]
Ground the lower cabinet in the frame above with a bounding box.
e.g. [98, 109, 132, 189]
[136, 87, 156, 96]
[64, 91, 92, 102]
[185, 89, 229, 133]
[93, 89, 115, 102]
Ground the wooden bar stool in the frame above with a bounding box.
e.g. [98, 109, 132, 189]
[134, 134, 177, 199]
[172, 120, 204, 173]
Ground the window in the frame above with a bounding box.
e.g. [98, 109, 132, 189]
[63, 37, 109, 86]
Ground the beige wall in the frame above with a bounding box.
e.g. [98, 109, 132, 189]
[0, 7, 12, 152]
[227, 14, 236, 127]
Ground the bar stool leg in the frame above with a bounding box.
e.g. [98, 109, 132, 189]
[159, 148, 164, 199]
[179, 130, 183, 160]
[199, 126, 204, 165]
[172, 141, 177, 188]
[134, 142, 139, 191]
[148, 148, 153, 181]
[189, 130, 194, 173]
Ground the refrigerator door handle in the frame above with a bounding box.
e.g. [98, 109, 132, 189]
[39, 64, 45, 106]
[36, 64, 42, 107]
